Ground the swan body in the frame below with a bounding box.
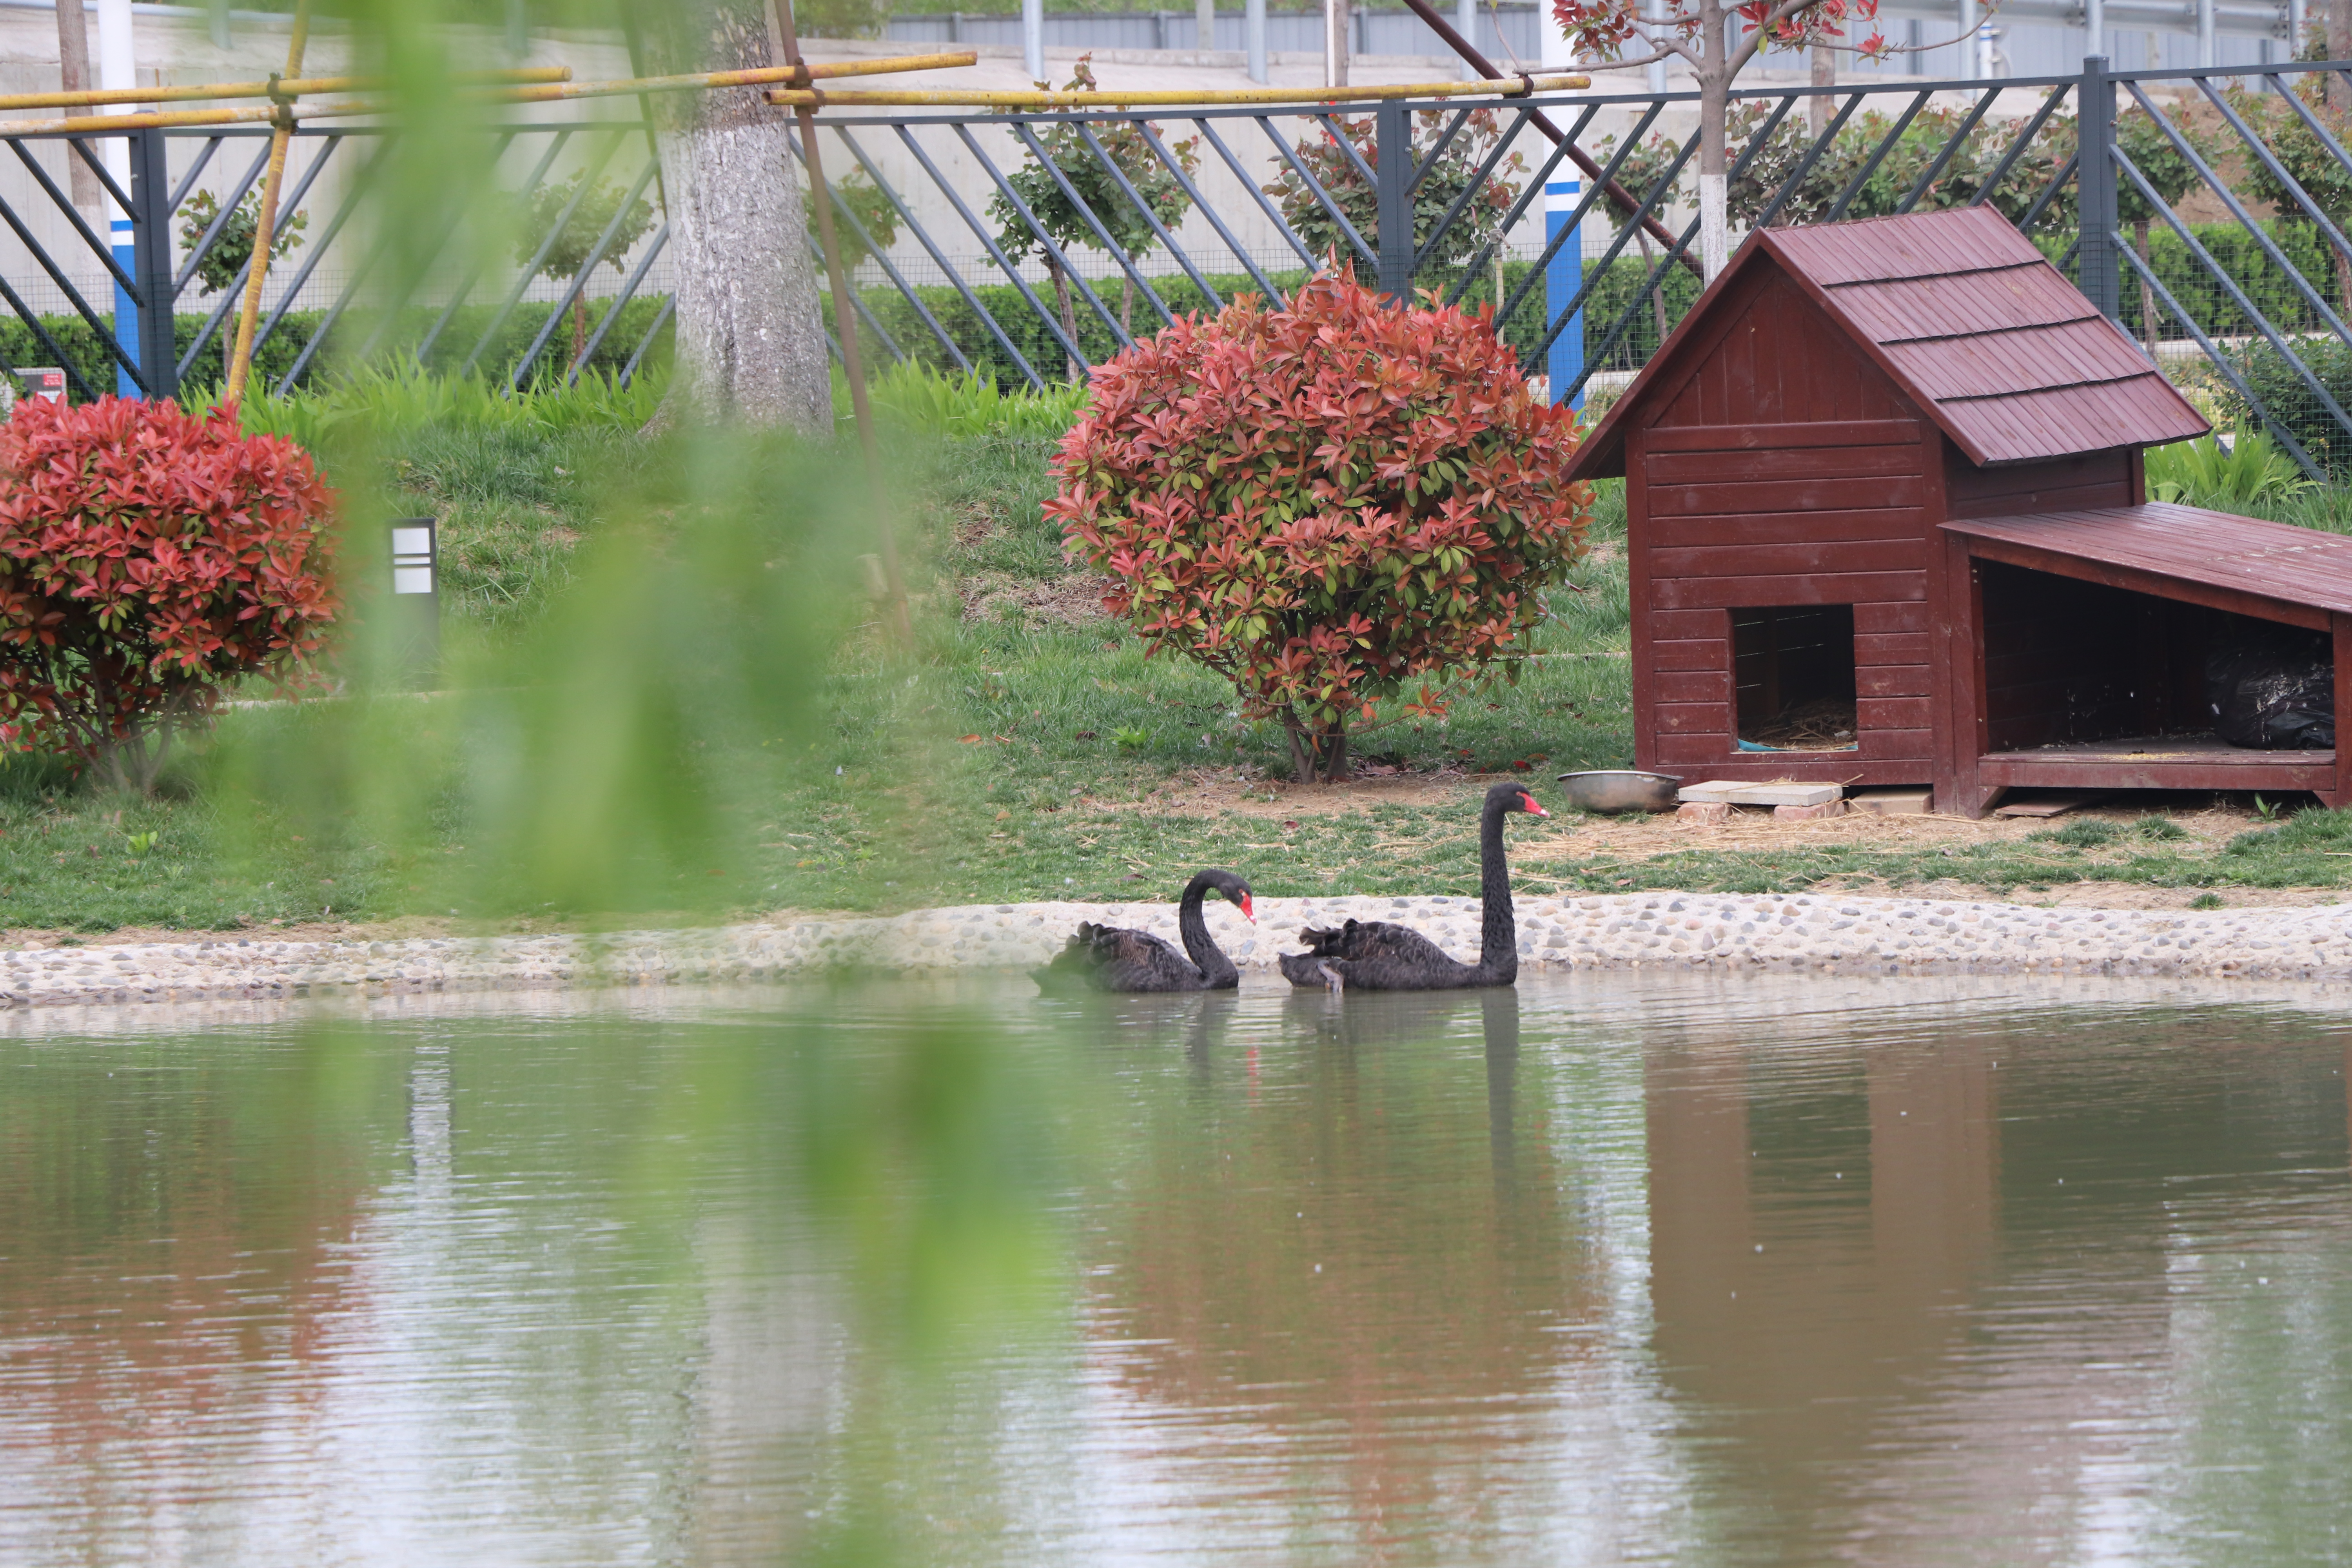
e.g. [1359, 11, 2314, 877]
[1279, 780, 1546, 992]
[1034, 869, 1255, 993]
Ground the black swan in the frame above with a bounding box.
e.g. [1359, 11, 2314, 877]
[1033, 869, 1256, 993]
[1279, 780, 1547, 992]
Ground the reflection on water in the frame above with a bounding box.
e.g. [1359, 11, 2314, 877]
[4, 976, 2352, 1564]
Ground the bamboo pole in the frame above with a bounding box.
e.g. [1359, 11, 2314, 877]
[0, 51, 978, 137]
[0, 52, 985, 136]
[773, 1, 911, 648]
[0, 67, 568, 114]
[223, 0, 310, 407]
[485, 51, 980, 104]
[769, 72, 1592, 109]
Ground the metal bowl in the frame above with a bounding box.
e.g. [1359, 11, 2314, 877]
[1553, 769, 1683, 814]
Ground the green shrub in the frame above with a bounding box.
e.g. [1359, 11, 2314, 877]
[2145, 429, 2315, 510]
[1053, 267, 1591, 781]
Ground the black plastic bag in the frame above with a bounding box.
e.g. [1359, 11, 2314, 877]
[2207, 626, 2336, 750]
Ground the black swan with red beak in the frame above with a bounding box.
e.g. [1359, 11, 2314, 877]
[1280, 780, 1548, 992]
[1034, 869, 1256, 993]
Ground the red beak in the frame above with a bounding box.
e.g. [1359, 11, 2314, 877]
[1240, 894, 1257, 923]
[1522, 792, 1549, 817]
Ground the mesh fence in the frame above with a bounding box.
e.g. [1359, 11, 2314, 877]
[14, 66, 2352, 451]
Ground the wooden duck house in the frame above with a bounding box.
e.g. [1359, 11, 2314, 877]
[1563, 205, 2352, 817]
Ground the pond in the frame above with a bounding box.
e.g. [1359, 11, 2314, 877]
[4, 973, 2351, 1565]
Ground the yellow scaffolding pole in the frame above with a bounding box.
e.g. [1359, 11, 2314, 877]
[223, 0, 312, 406]
[0, 51, 984, 137]
[0, 67, 570, 114]
[768, 71, 1591, 109]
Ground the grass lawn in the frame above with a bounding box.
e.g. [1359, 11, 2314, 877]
[8, 391, 2352, 939]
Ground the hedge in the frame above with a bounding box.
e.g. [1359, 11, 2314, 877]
[0, 294, 675, 401]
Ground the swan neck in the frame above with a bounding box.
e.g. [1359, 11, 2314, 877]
[1177, 875, 1233, 983]
[1478, 799, 1517, 981]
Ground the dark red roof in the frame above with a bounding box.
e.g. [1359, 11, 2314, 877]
[1568, 207, 2209, 478]
[1944, 502, 2352, 622]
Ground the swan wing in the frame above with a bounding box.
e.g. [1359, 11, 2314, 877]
[1034, 923, 1205, 993]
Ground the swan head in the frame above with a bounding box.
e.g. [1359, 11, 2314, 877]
[1200, 867, 1256, 922]
[1485, 779, 1550, 819]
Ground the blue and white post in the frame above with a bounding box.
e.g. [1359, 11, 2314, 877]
[98, 0, 138, 397]
[1540, 16, 1584, 411]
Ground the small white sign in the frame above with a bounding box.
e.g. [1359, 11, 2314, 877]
[392, 565, 435, 595]
[391, 526, 434, 557]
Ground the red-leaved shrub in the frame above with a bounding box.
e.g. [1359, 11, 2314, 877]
[1049, 265, 1590, 781]
[0, 396, 339, 791]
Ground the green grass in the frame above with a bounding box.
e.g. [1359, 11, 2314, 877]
[14, 372, 2352, 935]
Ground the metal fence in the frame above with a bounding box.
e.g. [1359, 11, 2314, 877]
[787, 57, 2352, 477]
[24, 57, 2352, 479]
[0, 117, 675, 404]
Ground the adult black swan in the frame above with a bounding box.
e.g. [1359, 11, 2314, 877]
[1033, 869, 1256, 993]
[1279, 780, 1548, 992]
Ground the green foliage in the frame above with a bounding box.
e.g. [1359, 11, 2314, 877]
[2214, 334, 2352, 476]
[1053, 269, 1591, 781]
[236, 362, 664, 449]
[2033, 818, 2123, 848]
[1261, 107, 1526, 270]
[176, 187, 309, 296]
[0, 296, 673, 405]
[214, 420, 869, 922]
[1604, 102, 2077, 230]
[2145, 429, 2315, 510]
[2114, 106, 2214, 228]
[857, 359, 1088, 438]
[514, 172, 657, 286]
[809, 170, 900, 274]
[791, 0, 886, 35]
[987, 56, 1198, 356]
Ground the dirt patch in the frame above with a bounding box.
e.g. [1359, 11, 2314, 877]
[958, 570, 1114, 626]
[1515, 798, 2267, 862]
[1127, 767, 1492, 819]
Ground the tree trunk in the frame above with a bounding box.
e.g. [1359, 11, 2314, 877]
[1634, 227, 1669, 346]
[2136, 218, 2158, 352]
[1120, 269, 1134, 339]
[626, 0, 829, 432]
[1695, 5, 1730, 281]
[2332, 0, 2352, 107]
[1808, 40, 1833, 138]
[571, 296, 590, 371]
[54, 0, 102, 215]
[1284, 711, 1350, 782]
[1047, 254, 1081, 382]
[2337, 243, 2352, 330]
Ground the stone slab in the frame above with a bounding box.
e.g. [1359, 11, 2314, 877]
[1995, 791, 2111, 818]
[1851, 787, 1933, 816]
[1774, 799, 1849, 821]
[1678, 779, 1845, 806]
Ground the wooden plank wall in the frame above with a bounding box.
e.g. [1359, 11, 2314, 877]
[1629, 274, 1935, 779]
[1944, 446, 2136, 520]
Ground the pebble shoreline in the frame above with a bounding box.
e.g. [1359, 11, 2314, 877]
[5, 890, 2352, 1008]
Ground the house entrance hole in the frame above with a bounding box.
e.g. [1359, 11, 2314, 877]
[1732, 604, 1858, 751]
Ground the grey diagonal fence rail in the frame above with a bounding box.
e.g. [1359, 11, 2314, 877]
[0, 118, 677, 405]
[13, 57, 2352, 476]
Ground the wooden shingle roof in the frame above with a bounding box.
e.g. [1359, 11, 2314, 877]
[1944, 502, 2352, 626]
[1567, 207, 2209, 478]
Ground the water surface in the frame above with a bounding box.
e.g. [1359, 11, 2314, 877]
[4, 974, 2351, 1566]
